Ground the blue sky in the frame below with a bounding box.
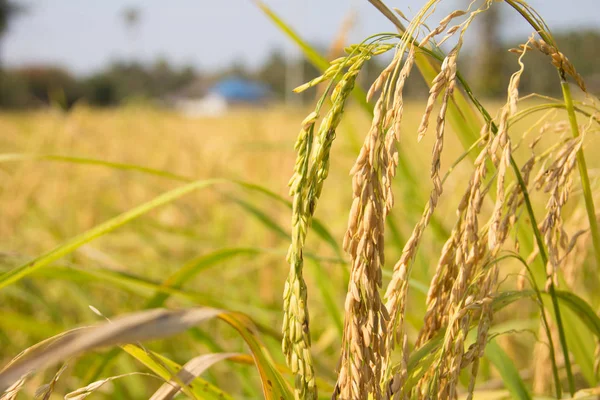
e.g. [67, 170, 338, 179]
[3, 0, 599, 75]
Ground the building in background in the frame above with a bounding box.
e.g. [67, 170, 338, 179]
[171, 77, 271, 117]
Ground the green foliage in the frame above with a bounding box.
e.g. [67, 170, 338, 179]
[0, 61, 197, 108]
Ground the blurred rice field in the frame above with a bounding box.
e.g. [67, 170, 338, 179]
[1, 102, 599, 398]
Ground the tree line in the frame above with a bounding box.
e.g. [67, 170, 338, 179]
[0, 31, 598, 109]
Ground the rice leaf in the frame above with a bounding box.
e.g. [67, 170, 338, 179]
[218, 311, 294, 399]
[0, 308, 221, 391]
[309, 259, 344, 336]
[145, 247, 262, 308]
[228, 196, 288, 239]
[33, 266, 226, 307]
[0, 375, 28, 400]
[492, 290, 600, 341]
[0, 152, 342, 268]
[554, 291, 600, 338]
[149, 353, 242, 400]
[0, 153, 191, 182]
[0, 179, 224, 290]
[491, 289, 598, 385]
[253, 0, 373, 113]
[0, 308, 293, 399]
[484, 340, 532, 400]
[121, 345, 231, 400]
[34, 363, 68, 400]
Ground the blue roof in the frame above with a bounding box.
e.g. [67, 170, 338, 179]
[209, 78, 269, 102]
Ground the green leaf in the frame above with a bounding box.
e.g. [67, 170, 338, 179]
[122, 344, 231, 400]
[555, 289, 598, 385]
[145, 247, 262, 308]
[309, 259, 344, 336]
[228, 196, 289, 239]
[34, 266, 224, 306]
[554, 290, 600, 338]
[149, 353, 243, 400]
[0, 153, 191, 182]
[254, 1, 328, 71]
[0, 152, 343, 279]
[219, 311, 294, 399]
[31, 265, 276, 318]
[64, 372, 159, 400]
[492, 289, 600, 339]
[491, 289, 599, 386]
[254, 0, 373, 114]
[485, 340, 532, 400]
[0, 179, 224, 290]
[0, 307, 293, 399]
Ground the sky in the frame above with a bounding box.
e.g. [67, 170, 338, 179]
[3, 0, 599, 76]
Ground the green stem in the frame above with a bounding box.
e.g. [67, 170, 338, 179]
[447, 48, 572, 400]
[501, 252, 562, 400]
[437, 22, 571, 400]
[465, 4, 576, 394]
[504, 2, 596, 393]
[504, 0, 552, 44]
[503, 3, 578, 394]
[561, 81, 600, 267]
[510, 157, 564, 399]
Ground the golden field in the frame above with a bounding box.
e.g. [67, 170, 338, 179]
[1, 101, 599, 399]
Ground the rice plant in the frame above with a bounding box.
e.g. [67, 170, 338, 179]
[2, 0, 600, 399]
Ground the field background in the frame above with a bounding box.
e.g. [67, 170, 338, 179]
[2, 99, 599, 398]
[2, 0, 600, 397]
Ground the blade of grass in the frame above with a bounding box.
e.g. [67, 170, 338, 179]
[0, 307, 294, 399]
[0, 153, 342, 267]
[484, 340, 532, 400]
[227, 196, 288, 239]
[33, 265, 226, 307]
[254, 0, 374, 114]
[145, 248, 262, 308]
[0, 179, 225, 290]
[218, 311, 294, 399]
[31, 265, 279, 320]
[0, 153, 191, 182]
[122, 344, 232, 400]
[0, 175, 339, 294]
[492, 289, 600, 343]
[561, 81, 600, 268]
[149, 353, 243, 400]
[64, 372, 159, 400]
[308, 259, 344, 336]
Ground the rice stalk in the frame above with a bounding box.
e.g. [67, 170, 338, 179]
[381, 28, 543, 399]
[502, 7, 599, 391]
[334, 70, 398, 398]
[284, 44, 376, 399]
[381, 3, 502, 397]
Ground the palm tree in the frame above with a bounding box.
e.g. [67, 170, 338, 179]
[472, 3, 503, 96]
[121, 6, 141, 61]
[0, 0, 21, 70]
[0, 0, 19, 35]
